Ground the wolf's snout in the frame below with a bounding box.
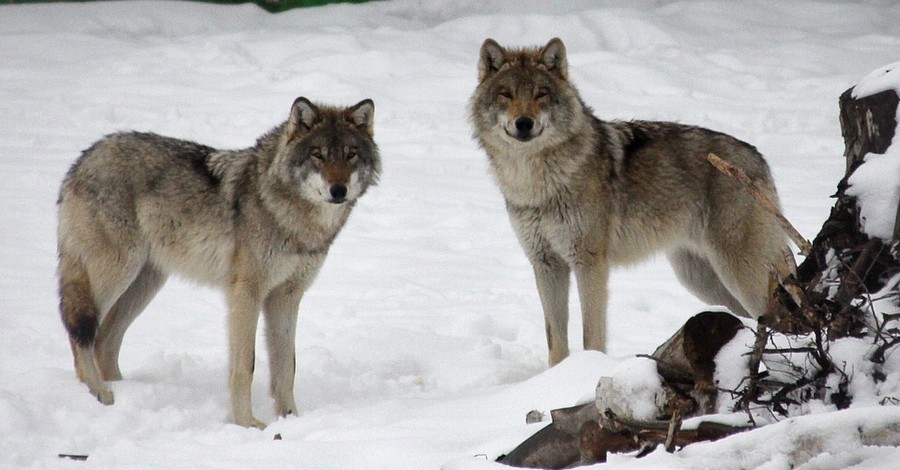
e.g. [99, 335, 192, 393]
[329, 184, 348, 203]
[508, 116, 542, 142]
[515, 117, 534, 137]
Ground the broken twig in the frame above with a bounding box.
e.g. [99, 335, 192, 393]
[707, 153, 812, 255]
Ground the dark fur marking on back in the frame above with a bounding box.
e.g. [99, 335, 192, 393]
[185, 148, 220, 188]
[622, 126, 650, 165]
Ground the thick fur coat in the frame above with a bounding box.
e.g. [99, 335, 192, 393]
[57, 97, 380, 428]
[469, 38, 787, 365]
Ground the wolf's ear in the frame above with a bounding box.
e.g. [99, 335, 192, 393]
[289, 97, 318, 136]
[346, 99, 374, 136]
[540, 37, 568, 80]
[478, 38, 506, 81]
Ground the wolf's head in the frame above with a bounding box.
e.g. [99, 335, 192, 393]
[469, 38, 586, 148]
[273, 98, 381, 205]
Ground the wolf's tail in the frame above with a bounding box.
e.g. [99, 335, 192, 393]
[58, 253, 99, 347]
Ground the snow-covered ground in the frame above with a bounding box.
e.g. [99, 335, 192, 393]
[2, 1, 899, 468]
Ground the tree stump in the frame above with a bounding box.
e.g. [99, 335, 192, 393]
[768, 86, 899, 336]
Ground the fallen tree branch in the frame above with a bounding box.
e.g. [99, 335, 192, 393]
[603, 410, 752, 451]
[707, 153, 812, 255]
[736, 323, 770, 424]
[665, 409, 683, 453]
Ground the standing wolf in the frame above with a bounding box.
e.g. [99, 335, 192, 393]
[469, 38, 787, 366]
[57, 97, 380, 428]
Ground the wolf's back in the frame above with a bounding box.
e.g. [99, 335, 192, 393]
[61, 132, 221, 196]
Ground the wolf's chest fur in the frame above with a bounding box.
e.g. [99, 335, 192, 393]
[489, 140, 609, 264]
[488, 133, 602, 209]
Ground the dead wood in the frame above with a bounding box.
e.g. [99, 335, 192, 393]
[599, 410, 751, 459]
[647, 311, 743, 416]
[500, 312, 745, 468]
[664, 409, 683, 453]
[496, 403, 597, 469]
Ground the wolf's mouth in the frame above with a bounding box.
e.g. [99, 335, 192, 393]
[514, 133, 534, 142]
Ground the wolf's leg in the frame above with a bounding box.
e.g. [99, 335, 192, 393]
[227, 276, 265, 429]
[666, 248, 752, 317]
[708, 244, 780, 320]
[58, 252, 115, 404]
[263, 279, 304, 418]
[532, 254, 571, 366]
[95, 264, 167, 381]
[72, 339, 114, 405]
[574, 260, 609, 353]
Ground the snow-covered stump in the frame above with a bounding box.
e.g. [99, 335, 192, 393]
[768, 64, 900, 338]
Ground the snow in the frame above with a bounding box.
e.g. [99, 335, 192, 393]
[2, 0, 900, 469]
[846, 139, 900, 241]
[852, 61, 900, 99]
[847, 62, 900, 240]
[846, 61, 900, 241]
[596, 357, 666, 422]
[714, 326, 755, 414]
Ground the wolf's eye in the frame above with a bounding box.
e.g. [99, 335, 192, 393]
[536, 87, 550, 99]
[309, 147, 323, 160]
[498, 88, 513, 99]
[346, 148, 359, 161]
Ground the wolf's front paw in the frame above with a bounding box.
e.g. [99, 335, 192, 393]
[275, 400, 298, 418]
[234, 415, 267, 430]
[93, 386, 114, 405]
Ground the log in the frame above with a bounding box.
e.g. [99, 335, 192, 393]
[496, 403, 596, 468]
[499, 312, 744, 468]
[648, 311, 743, 416]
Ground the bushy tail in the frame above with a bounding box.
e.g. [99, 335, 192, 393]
[58, 254, 99, 347]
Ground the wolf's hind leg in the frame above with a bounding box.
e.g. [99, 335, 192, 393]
[96, 264, 168, 381]
[666, 248, 751, 317]
[59, 253, 114, 404]
[71, 339, 115, 404]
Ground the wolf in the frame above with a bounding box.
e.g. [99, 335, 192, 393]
[57, 97, 380, 428]
[469, 38, 788, 366]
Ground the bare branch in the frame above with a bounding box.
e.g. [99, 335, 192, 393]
[707, 153, 812, 255]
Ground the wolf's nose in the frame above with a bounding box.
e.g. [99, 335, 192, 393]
[329, 184, 347, 202]
[515, 117, 534, 134]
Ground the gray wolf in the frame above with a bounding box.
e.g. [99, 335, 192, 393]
[57, 97, 380, 428]
[469, 38, 787, 366]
